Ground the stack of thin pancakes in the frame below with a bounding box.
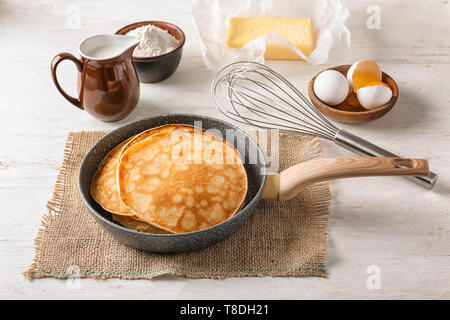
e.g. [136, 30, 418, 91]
[90, 125, 248, 234]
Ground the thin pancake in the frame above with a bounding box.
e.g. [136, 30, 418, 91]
[90, 134, 168, 233]
[90, 127, 161, 216]
[112, 214, 170, 234]
[90, 140, 133, 215]
[117, 125, 248, 233]
[119, 126, 171, 159]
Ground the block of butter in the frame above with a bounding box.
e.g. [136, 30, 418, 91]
[226, 17, 315, 60]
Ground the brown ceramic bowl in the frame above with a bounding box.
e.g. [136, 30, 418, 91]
[116, 21, 185, 83]
[308, 65, 399, 124]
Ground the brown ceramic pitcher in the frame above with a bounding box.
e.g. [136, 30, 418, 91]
[51, 35, 140, 122]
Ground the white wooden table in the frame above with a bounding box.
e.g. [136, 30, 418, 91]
[1, 0, 449, 299]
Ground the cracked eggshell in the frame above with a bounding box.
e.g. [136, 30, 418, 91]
[356, 83, 393, 110]
[346, 60, 362, 91]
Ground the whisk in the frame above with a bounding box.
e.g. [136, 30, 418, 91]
[212, 61, 437, 189]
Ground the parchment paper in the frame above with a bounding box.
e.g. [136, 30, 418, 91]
[192, 0, 351, 71]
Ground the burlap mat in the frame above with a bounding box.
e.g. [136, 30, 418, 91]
[24, 130, 330, 280]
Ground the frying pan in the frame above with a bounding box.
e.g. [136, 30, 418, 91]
[79, 114, 429, 253]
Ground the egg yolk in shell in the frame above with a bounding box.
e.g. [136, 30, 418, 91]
[352, 60, 382, 92]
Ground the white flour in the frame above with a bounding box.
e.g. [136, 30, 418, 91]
[126, 24, 179, 57]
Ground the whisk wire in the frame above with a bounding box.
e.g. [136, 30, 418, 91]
[251, 66, 339, 135]
[212, 61, 338, 140]
[227, 82, 334, 138]
[245, 71, 336, 134]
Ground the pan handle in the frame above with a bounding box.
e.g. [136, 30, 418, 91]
[278, 157, 429, 201]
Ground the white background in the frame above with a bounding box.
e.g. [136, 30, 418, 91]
[0, 0, 449, 299]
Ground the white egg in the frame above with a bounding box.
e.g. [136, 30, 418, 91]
[346, 60, 363, 90]
[356, 84, 393, 110]
[313, 70, 349, 106]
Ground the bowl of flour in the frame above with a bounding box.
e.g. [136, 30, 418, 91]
[116, 21, 185, 83]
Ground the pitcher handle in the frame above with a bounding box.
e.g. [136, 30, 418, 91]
[51, 52, 84, 110]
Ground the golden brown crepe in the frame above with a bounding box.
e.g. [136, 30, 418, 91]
[90, 129, 168, 234]
[117, 125, 248, 233]
[90, 127, 162, 215]
[120, 126, 166, 159]
[111, 213, 170, 234]
[90, 139, 133, 215]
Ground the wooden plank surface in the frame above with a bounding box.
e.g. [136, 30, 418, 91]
[0, 0, 449, 299]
